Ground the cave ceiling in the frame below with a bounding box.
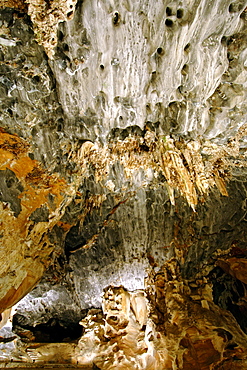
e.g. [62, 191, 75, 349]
[0, 0, 247, 369]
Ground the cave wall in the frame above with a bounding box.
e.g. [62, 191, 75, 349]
[0, 0, 247, 369]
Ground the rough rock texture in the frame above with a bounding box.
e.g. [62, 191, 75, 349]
[0, 0, 247, 369]
[0, 129, 71, 312]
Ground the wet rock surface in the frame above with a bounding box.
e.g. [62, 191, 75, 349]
[0, 0, 247, 369]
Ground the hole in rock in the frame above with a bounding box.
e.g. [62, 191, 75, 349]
[63, 43, 69, 51]
[165, 19, 173, 27]
[13, 316, 83, 343]
[6, 177, 15, 188]
[166, 7, 172, 16]
[181, 64, 189, 75]
[146, 104, 152, 113]
[213, 328, 233, 341]
[28, 153, 34, 160]
[227, 52, 234, 62]
[57, 30, 64, 41]
[240, 9, 247, 18]
[209, 266, 247, 334]
[178, 85, 184, 93]
[113, 12, 120, 25]
[184, 43, 190, 52]
[140, 144, 150, 152]
[229, 3, 235, 12]
[57, 118, 64, 131]
[177, 8, 184, 18]
[100, 64, 104, 70]
[221, 36, 227, 45]
[228, 3, 242, 12]
[67, 11, 73, 18]
[7, 108, 13, 116]
[225, 342, 238, 350]
[32, 75, 40, 83]
[151, 71, 156, 83]
[157, 47, 163, 55]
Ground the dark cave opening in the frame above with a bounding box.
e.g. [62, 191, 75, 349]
[12, 315, 83, 343]
[210, 266, 247, 334]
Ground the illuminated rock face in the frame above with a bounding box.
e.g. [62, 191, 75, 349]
[0, 0, 247, 369]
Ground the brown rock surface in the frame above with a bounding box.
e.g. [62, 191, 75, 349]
[0, 129, 69, 312]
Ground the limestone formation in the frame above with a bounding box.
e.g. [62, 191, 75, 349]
[0, 0, 247, 369]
